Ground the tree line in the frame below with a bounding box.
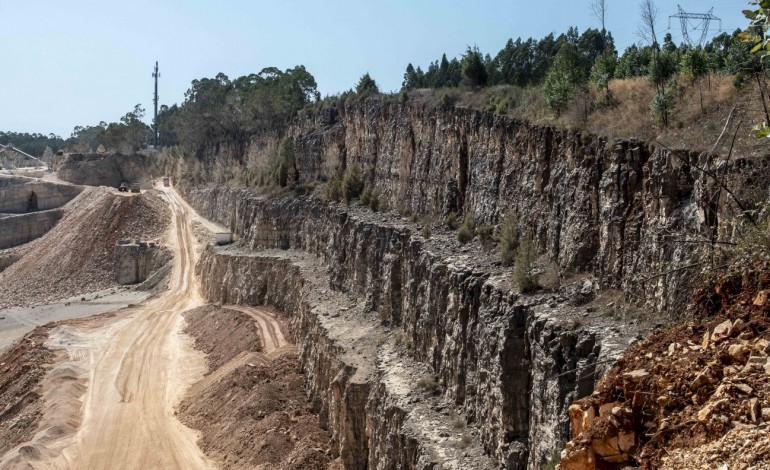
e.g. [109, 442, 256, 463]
[0, 132, 63, 159]
[5, 1, 767, 158]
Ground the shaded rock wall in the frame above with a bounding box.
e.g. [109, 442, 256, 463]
[0, 180, 82, 214]
[114, 241, 164, 285]
[0, 210, 64, 249]
[267, 101, 761, 314]
[56, 153, 150, 189]
[180, 100, 762, 467]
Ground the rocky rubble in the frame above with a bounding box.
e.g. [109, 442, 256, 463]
[0, 326, 55, 456]
[559, 270, 770, 469]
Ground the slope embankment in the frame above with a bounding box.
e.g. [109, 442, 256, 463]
[178, 305, 333, 469]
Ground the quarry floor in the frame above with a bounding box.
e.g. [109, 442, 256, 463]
[0, 187, 328, 469]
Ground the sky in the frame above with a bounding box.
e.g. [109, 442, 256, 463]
[0, 0, 754, 137]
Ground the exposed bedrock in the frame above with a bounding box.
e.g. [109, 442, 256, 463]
[193, 191, 637, 469]
[114, 240, 167, 285]
[0, 209, 64, 249]
[222, 101, 767, 314]
[183, 101, 764, 467]
[0, 178, 82, 214]
[55, 153, 151, 189]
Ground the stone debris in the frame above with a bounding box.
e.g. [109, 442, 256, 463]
[558, 269, 770, 469]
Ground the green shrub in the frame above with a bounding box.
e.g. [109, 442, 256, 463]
[457, 213, 474, 244]
[369, 190, 380, 212]
[513, 235, 540, 293]
[542, 448, 562, 470]
[498, 211, 519, 265]
[422, 225, 432, 239]
[417, 375, 440, 394]
[477, 223, 494, 247]
[445, 212, 459, 230]
[343, 165, 364, 201]
[324, 173, 344, 202]
[360, 186, 372, 206]
[650, 88, 675, 126]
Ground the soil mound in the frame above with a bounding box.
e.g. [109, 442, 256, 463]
[0, 188, 170, 308]
[178, 306, 332, 469]
[0, 326, 54, 457]
[559, 269, 770, 469]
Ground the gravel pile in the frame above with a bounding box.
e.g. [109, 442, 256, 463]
[0, 188, 170, 308]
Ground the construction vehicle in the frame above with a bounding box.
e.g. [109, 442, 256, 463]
[162, 176, 170, 187]
[118, 182, 128, 192]
[130, 182, 141, 193]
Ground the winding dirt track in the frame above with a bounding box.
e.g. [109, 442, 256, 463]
[0, 187, 294, 469]
[71, 188, 213, 469]
[224, 305, 288, 352]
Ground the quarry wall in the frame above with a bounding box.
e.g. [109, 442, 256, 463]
[191, 189, 637, 469]
[0, 210, 64, 250]
[56, 153, 150, 189]
[273, 101, 764, 314]
[184, 100, 765, 468]
[0, 180, 82, 214]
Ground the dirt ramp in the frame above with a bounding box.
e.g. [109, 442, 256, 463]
[178, 305, 332, 470]
[0, 188, 170, 307]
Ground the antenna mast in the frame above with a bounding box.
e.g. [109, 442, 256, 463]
[668, 5, 721, 46]
[152, 61, 160, 146]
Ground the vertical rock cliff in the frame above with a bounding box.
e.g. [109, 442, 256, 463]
[184, 99, 765, 468]
[191, 190, 640, 469]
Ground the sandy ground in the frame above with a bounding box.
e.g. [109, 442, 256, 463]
[0, 187, 219, 469]
[0, 183, 311, 470]
[0, 289, 149, 352]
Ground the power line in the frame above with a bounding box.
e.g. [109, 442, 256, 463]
[668, 4, 722, 46]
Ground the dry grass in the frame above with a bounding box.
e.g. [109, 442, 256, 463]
[588, 77, 656, 140]
[418, 74, 765, 159]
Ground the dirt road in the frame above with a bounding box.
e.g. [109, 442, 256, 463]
[0, 188, 213, 469]
[69, 188, 212, 469]
[0, 187, 298, 469]
[223, 305, 288, 352]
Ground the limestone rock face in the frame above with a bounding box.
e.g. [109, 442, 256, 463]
[0, 178, 82, 214]
[181, 100, 763, 468]
[114, 240, 165, 285]
[0, 209, 64, 249]
[56, 153, 150, 189]
[269, 101, 758, 315]
[191, 190, 637, 469]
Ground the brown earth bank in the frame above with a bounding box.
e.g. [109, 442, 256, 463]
[558, 266, 770, 470]
[178, 305, 333, 470]
[0, 326, 54, 456]
[0, 187, 170, 308]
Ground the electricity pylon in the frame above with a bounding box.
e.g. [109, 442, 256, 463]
[669, 5, 721, 47]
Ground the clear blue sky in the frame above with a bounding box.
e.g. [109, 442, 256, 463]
[0, 0, 751, 137]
